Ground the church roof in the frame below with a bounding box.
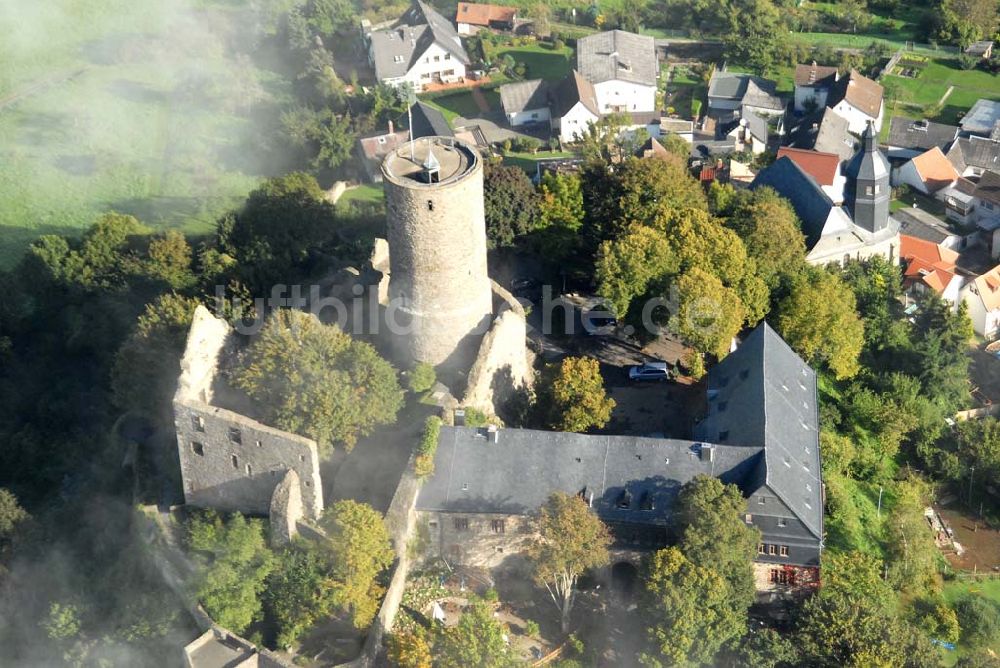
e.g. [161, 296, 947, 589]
[750, 156, 835, 248]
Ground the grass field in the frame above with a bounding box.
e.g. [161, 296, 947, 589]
[884, 57, 1000, 124]
[0, 0, 294, 268]
[339, 183, 384, 205]
[420, 87, 501, 123]
[941, 578, 1000, 664]
[495, 43, 574, 81]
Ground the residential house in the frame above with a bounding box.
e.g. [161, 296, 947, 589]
[960, 99, 1000, 138]
[824, 69, 884, 134]
[885, 117, 959, 160]
[725, 109, 769, 155]
[752, 123, 899, 266]
[367, 1, 470, 89]
[550, 71, 601, 144]
[946, 136, 1000, 177]
[776, 147, 846, 204]
[577, 30, 658, 114]
[961, 264, 1000, 338]
[499, 79, 552, 126]
[658, 118, 695, 141]
[455, 2, 517, 35]
[894, 147, 960, 195]
[939, 178, 978, 226]
[894, 206, 967, 251]
[793, 61, 839, 113]
[974, 171, 1000, 256]
[708, 70, 785, 120]
[785, 107, 857, 162]
[415, 322, 823, 598]
[900, 234, 964, 307]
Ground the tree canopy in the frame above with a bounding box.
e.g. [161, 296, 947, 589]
[536, 356, 616, 432]
[483, 162, 541, 248]
[229, 309, 403, 454]
[531, 492, 612, 632]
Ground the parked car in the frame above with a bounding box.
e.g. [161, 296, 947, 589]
[628, 362, 670, 382]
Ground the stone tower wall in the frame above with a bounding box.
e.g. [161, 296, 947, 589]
[382, 137, 493, 365]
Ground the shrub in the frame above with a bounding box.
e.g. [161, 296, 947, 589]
[524, 619, 540, 637]
[483, 587, 499, 602]
[408, 362, 436, 393]
[461, 407, 489, 427]
[683, 350, 705, 380]
[414, 416, 442, 478]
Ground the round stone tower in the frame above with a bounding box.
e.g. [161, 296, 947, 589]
[381, 136, 493, 366]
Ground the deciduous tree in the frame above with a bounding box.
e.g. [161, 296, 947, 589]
[434, 600, 517, 668]
[538, 357, 616, 432]
[530, 492, 612, 632]
[483, 163, 541, 248]
[229, 309, 403, 454]
[321, 500, 394, 629]
[776, 268, 864, 379]
[595, 224, 677, 318]
[669, 268, 746, 359]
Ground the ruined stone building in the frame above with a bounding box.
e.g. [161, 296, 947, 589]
[173, 305, 323, 544]
[412, 323, 823, 599]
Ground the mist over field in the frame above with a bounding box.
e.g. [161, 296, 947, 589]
[0, 0, 298, 267]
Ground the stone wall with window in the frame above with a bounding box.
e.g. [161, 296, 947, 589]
[173, 306, 324, 521]
[752, 562, 820, 599]
[416, 510, 537, 570]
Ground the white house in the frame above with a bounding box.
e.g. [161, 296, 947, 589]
[368, 1, 470, 89]
[793, 62, 839, 113]
[962, 264, 1000, 338]
[900, 234, 964, 309]
[725, 109, 768, 155]
[498, 79, 551, 127]
[939, 178, 978, 226]
[550, 71, 601, 144]
[776, 146, 847, 205]
[894, 147, 960, 195]
[825, 69, 884, 134]
[577, 30, 657, 114]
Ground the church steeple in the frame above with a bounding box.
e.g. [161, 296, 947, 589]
[845, 121, 890, 234]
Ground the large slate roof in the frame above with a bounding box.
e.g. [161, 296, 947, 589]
[708, 71, 778, 104]
[695, 323, 823, 539]
[785, 107, 856, 162]
[946, 136, 1000, 173]
[887, 116, 959, 152]
[550, 70, 600, 118]
[750, 156, 834, 247]
[577, 30, 657, 87]
[417, 428, 762, 525]
[417, 322, 823, 541]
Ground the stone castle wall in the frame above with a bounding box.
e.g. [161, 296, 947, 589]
[462, 281, 534, 419]
[418, 510, 537, 570]
[382, 138, 493, 365]
[174, 306, 323, 521]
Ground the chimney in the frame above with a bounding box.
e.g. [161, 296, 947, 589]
[700, 444, 715, 462]
[454, 409, 465, 426]
[388, 119, 394, 135]
[486, 424, 499, 444]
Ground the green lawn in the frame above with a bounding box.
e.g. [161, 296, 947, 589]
[420, 87, 501, 123]
[941, 578, 1000, 665]
[0, 0, 293, 267]
[891, 190, 947, 217]
[883, 57, 1000, 124]
[339, 183, 384, 205]
[495, 43, 574, 81]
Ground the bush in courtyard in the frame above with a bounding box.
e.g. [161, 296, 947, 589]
[408, 362, 436, 393]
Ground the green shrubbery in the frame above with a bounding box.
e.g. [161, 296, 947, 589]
[408, 362, 436, 393]
[414, 416, 442, 478]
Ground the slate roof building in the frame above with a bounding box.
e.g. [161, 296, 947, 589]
[785, 107, 857, 163]
[885, 117, 959, 160]
[367, 1, 470, 89]
[894, 206, 966, 250]
[752, 123, 899, 266]
[415, 323, 824, 597]
[707, 70, 785, 120]
[577, 30, 658, 113]
[946, 136, 1000, 177]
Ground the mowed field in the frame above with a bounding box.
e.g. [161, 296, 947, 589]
[883, 56, 1000, 124]
[0, 0, 294, 267]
